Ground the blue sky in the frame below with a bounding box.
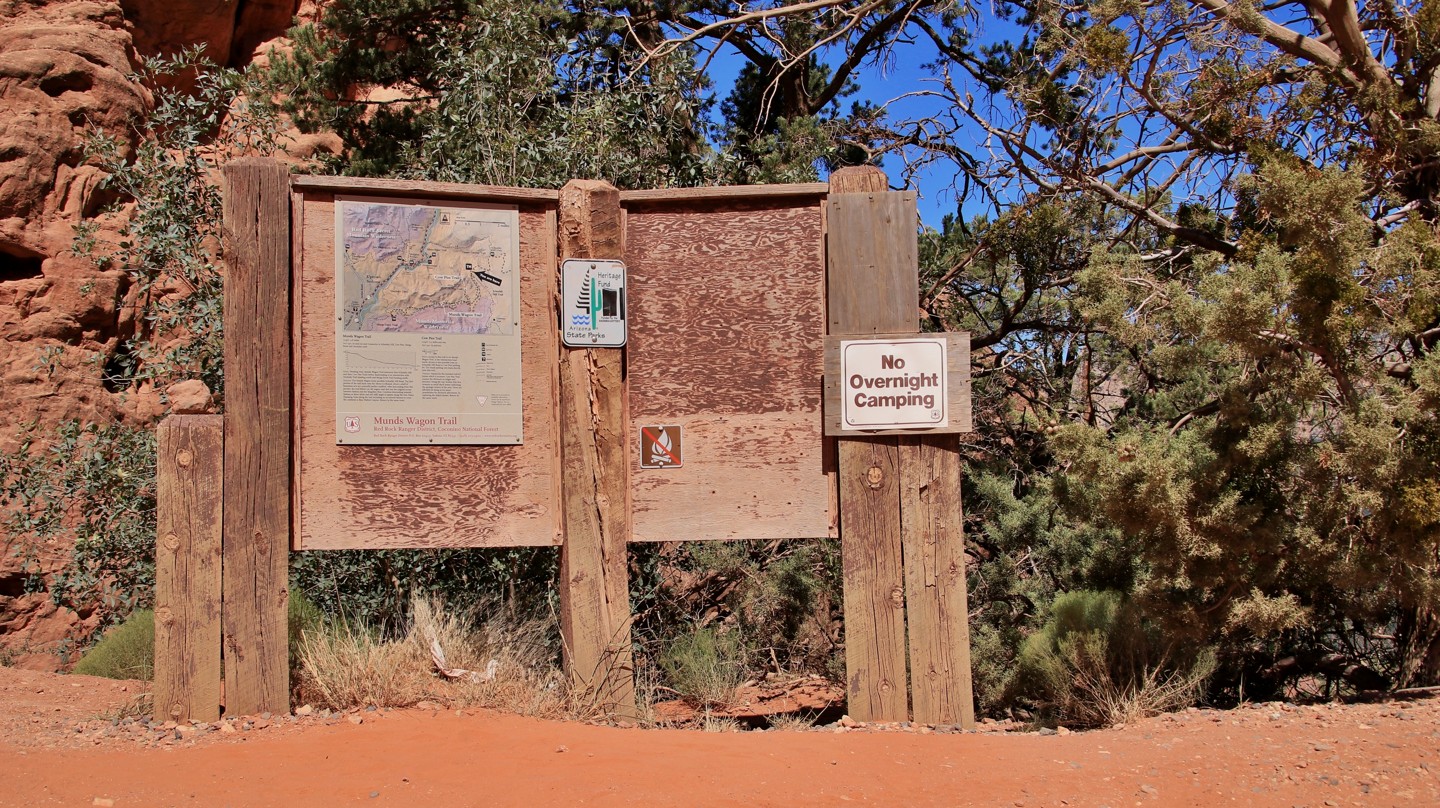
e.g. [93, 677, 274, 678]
[700, 41, 964, 229]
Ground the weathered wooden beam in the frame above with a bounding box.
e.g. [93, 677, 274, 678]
[221, 158, 292, 717]
[290, 174, 559, 203]
[154, 415, 224, 723]
[836, 435, 908, 720]
[557, 179, 636, 718]
[827, 164, 976, 727]
[900, 434, 975, 728]
[828, 166, 910, 722]
[618, 182, 830, 203]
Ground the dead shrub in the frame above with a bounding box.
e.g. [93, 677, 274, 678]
[295, 594, 568, 717]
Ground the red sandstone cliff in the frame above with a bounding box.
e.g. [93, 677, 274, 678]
[0, 0, 301, 669]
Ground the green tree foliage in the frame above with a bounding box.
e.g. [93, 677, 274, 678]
[0, 422, 157, 625]
[656, 0, 1440, 698]
[72, 609, 155, 680]
[898, 0, 1440, 694]
[1015, 590, 1216, 727]
[270, 0, 711, 187]
[713, 51, 870, 183]
[80, 48, 278, 396]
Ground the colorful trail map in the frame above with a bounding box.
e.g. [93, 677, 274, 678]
[333, 197, 523, 446]
[340, 202, 515, 336]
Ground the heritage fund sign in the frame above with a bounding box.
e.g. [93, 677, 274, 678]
[823, 332, 972, 436]
[562, 259, 627, 347]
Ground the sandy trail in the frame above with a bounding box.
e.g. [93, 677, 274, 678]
[1, 667, 1435, 807]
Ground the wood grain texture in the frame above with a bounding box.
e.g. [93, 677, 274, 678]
[294, 195, 562, 549]
[557, 180, 636, 717]
[822, 333, 973, 436]
[290, 174, 558, 203]
[624, 199, 831, 542]
[619, 183, 828, 203]
[153, 416, 223, 723]
[838, 437, 908, 721]
[290, 190, 305, 551]
[900, 434, 975, 728]
[221, 158, 291, 717]
[826, 191, 920, 336]
[829, 167, 911, 723]
[630, 414, 831, 542]
[828, 165, 889, 195]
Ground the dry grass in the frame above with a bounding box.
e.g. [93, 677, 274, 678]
[295, 595, 570, 718]
[765, 712, 818, 732]
[699, 712, 742, 732]
[1059, 646, 1218, 728]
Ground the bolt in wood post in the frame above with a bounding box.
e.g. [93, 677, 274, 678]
[828, 166, 913, 722]
[154, 415, 224, 722]
[221, 158, 292, 717]
[556, 179, 637, 718]
[828, 165, 975, 726]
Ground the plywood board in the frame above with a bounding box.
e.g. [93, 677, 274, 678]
[624, 200, 831, 542]
[631, 413, 833, 542]
[295, 192, 561, 549]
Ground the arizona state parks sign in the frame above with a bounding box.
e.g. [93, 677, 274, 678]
[561, 258, 627, 347]
[823, 332, 972, 436]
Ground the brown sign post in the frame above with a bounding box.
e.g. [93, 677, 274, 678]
[154, 161, 973, 728]
[556, 180, 637, 717]
[827, 166, 975, 727]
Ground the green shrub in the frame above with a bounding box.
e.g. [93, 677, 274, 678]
[660, 626, 747, 709]
[1016, 590, 1216, 727]
[288, 589, 326, 663]
[69, 590, 322, 684]
[630, 538, 843, 698]
[73, 610, 155, 681]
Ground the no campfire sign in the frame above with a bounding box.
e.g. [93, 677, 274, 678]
[639, 425, 683, 468]
[839, 337, 948, 430]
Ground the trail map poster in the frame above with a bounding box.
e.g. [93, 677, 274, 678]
[334, 196, 523, 445]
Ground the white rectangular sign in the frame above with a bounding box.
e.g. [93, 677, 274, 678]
[334, 196, 523, 445]
[839, 337, 948, 430]
[562, 259, 627, 347]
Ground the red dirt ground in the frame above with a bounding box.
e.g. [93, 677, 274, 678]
[1, 666, 1436, 807]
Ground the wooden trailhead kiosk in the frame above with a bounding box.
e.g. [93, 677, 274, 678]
[153, 160, 975, 729]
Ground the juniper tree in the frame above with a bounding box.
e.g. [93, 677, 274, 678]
[627, 0, 1440, 693]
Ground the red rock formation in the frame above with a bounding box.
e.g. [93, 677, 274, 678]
[0, 0, 301, 670]
[121, 0, 300, 68]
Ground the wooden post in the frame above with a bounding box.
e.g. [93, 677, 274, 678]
[556, 180, 636, 717]
[828, 165, 975, 727]
[829, 166, 912, 721]
[901, 434, 975, 728]
[221, 158, 292, 717]
[154, 415, 224, 723]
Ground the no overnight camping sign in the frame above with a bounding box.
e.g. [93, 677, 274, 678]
[823, 333, 972, 436]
